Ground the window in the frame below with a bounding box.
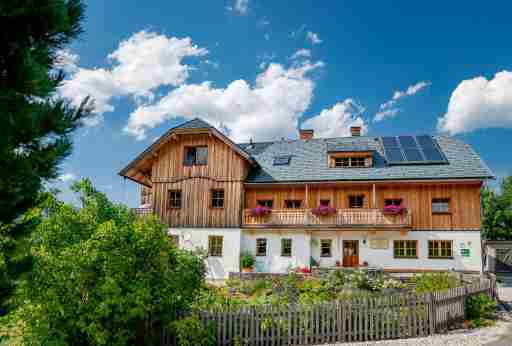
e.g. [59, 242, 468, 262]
[257, 200, 273, 208]
[349, 195, 364, 208]
[211, 189, 225, 208]
[320, 239, 332, 257]
[351, 157, 366, 167]
[273, 155, 291, 166]
[320, 199, 330, 206]
[168, 190, 182, 209]
[428, 240, 453, 258]
[333, 156, 368, 168]
[394, 240, 417, 258]
[184, 146, 208, 166]
[281, 238, 292, 257]
[334, 157, 350, 167]
[385, 198, 402, 207]
[208, 236, 223, 257]
[169, 235, 179, 247]
[256, 238, 267, 257]
[285, 200, 302, 209]
[432, 198, 450, 213]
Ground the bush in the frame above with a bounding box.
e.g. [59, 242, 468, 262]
[172, 315, 215, 346]
[240, 253, 255, 269]
[411, 272, 459, 293]
[465, 293, 496, 327]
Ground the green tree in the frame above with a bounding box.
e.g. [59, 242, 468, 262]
[481, 176, 512, 240]
[6, 180, 206, 345]
[0, 0, 91, 314]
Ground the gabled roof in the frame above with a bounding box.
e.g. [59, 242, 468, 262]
[240, 135, 495, 183]
[119, 118, 255, 186]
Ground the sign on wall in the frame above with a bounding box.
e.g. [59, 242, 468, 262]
[369, 239, 389, 249]
[460, 248, 470, 257]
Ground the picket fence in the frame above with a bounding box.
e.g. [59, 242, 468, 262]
[151, 278, 496, 346]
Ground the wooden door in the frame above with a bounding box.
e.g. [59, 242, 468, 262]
[343, 240, 359, 267]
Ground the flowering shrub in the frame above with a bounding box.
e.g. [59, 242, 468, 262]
[251, 204, 272, 217]
[311, 204, 337, 216]
[382, 205, 403, 214]
[294, 266, 312, 274]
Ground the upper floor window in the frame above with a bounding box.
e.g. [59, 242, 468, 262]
[256, 238, 267, 257]
[285, 200, 302, 209]
[331, 155, 371, 168]
[184, 146, 208, 166]
[168, 190, 182, 209]
[385, 198, 402, 207]
[320, 199, 331, 206]
[257, 200, 273, 208]
[273, 155, 292, 166]
[208, 236, 223, 257]
[350, 157, 366, 167]
[349, 195, 364, 208]
[432, 198, 450, 213]
[211, 189, 225, 208]
[334, 157, 350, 167]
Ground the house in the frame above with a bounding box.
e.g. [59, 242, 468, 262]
[120, 118, 494, 279]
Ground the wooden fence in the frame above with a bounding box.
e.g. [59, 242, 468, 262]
[154, 278, 495, 346]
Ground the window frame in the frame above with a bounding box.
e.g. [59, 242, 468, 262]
[432, 198, 450, 214]
[183, 146, 208, 166]
[334, 157, 350, 167]
[320, 199, 331, 206]
[285, 199, 302, 209]
[208, 235, 224, 257]
[393, 240, 418, 258]
[256, 238, 267, 257]
[211, 189, 225, 209]
[348, 195, 365, 209]
[320, 239, 333, 258]
[384, 198, 403, 207]
[168, 189, 182, 209]
[281, 238, 292, 257]
[257, 200, 274, 208]
[428, 240, 453, 259]
[351, 157, 366, 167]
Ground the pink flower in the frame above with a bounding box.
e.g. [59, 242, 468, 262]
[251, 204, 272, 217]
[311, 205, 337, 216]
[383, 205, 403, 214]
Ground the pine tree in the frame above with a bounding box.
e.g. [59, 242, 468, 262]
[0, 0, 91, 314]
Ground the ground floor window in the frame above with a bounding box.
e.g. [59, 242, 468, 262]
[428, 240, 453, 258]
[256, 238, 267, 257]
[281, 238, 292, 257]
[208, 235, 223, 257]
[393, 240, 417, 258]
[320, 239, 332, 257]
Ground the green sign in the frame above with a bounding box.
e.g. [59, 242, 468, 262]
[460, 248, 470, 257]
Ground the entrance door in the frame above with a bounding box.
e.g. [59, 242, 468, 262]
[343, 240, 359, 267]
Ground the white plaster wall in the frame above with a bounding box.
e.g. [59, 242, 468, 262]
[168, 228, 241, 279]
[241, 231, 310, 273]
[309, 230, 482, 272]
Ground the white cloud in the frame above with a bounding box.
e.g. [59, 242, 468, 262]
[373, 81, 431, 122]
[227, 0, 249, 15]
[124, 60, 326, 142]
[438, 71, 512, 134]
[58, 31, 207, 125]
[301, 99, 367, 138]
[54, 49, 79, 73]
[58, 173, 76, 183]
[291, 49, 311, 60]
[306, 31, 322, 45]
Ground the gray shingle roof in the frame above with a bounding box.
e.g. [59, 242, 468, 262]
[175, 118, 214, 129]
[239, 135, 494, 183]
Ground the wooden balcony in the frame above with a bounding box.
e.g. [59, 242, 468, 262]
[243, 208, 412, 229]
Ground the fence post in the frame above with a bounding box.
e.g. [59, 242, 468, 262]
[427, 292, 435, 334]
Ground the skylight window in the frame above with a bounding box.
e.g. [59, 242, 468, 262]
[273, 155, 291, 166]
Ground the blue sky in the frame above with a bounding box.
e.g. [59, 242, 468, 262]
[54, 0, 512, 206]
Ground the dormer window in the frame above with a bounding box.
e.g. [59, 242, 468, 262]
[184, 146, 208, 166]
[273, 155, 291, 166]
[329, 152, 373, 168]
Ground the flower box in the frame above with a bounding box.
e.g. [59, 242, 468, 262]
[382, 205, 404, 215]
[311, 205, 337, 216]
[250, 205, 272, 217]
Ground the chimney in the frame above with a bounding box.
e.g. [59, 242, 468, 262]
[350, 126, 361, 137]
[299, 129, 314, 140]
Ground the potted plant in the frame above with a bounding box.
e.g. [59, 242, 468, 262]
[250, 204, 272, 217]
[240, 253, 255, 273]
[382, 205, 404, 215]
[311, 204, 337, 216]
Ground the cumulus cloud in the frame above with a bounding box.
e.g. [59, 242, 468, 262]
[291, 49, 311, 60]
[301, 100, 367, 138]
[438, 71, 512, 134]
[306, 31, 322, 45]
[227, 0, 249, 15]
[58, 31, 207, 125]
[124, 60, 327, 142]
[58, 173, 76, 183]
[54, 49, 79, 73]
[373, 81, 431, 122]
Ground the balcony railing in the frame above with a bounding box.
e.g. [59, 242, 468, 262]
[243, 208, 411, 228]
[132, 207, 153, 217]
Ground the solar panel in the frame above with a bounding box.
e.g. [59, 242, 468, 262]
[273, 155, 291, 166]
[398, 136, 425, 162]
[384, 147, 405, 162]
[416, 135, 446, 162]
[382, 136, 399, 147]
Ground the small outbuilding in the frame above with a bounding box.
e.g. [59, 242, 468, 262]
[484, 240, 512, 273]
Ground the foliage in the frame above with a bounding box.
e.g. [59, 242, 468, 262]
[411, 272, 459, 293]
[465, 293, 497, 327]
[5, 180, 206, 345]
[481, 176, 512, 240]
[240, 253, 255, 269]
[0, 0, 92, 315]
[171, 315, 215, 346]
